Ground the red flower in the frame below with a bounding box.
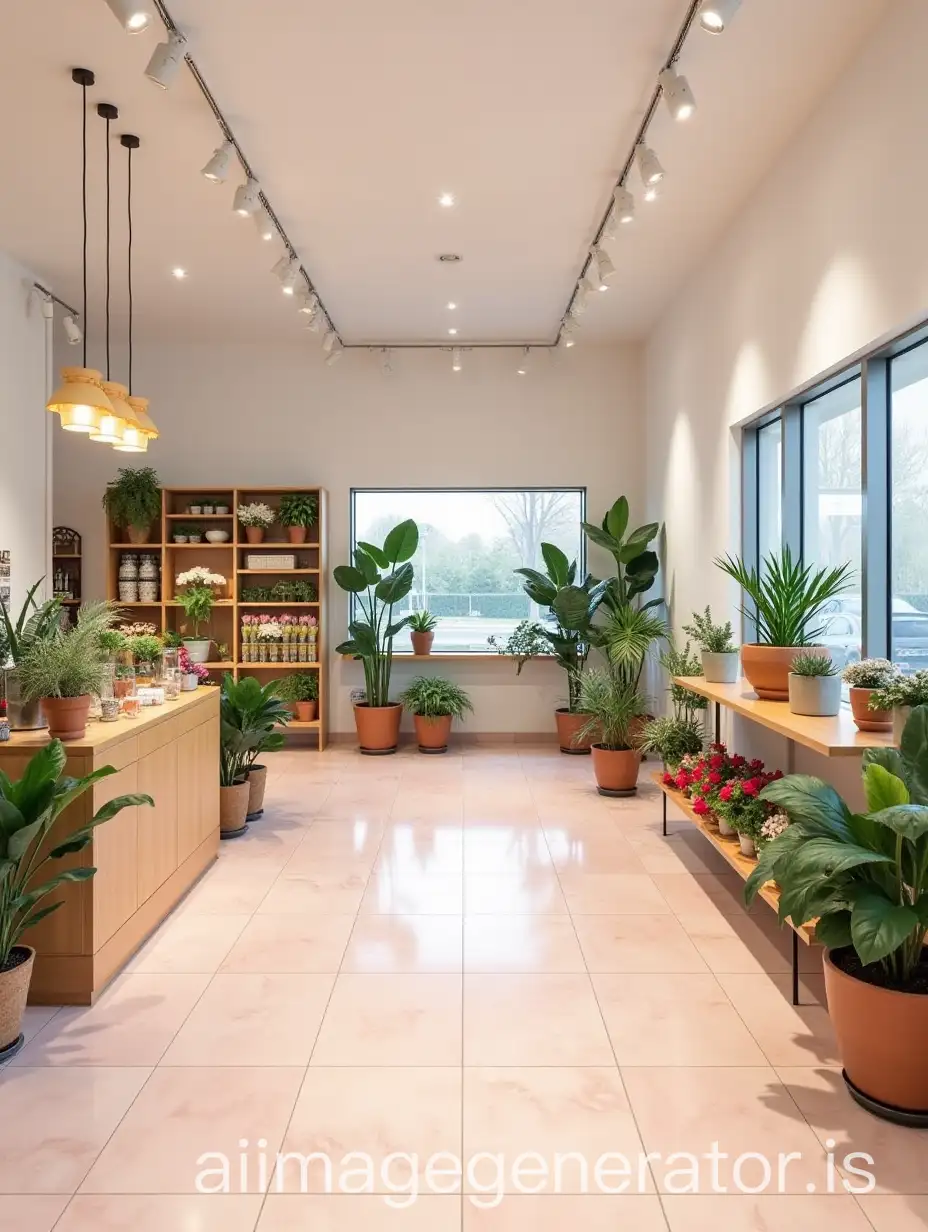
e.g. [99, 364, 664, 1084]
[675, 771, 689, 790]
[692, 797, 709, 816]
[731, 754, 746, 768]
[772, 769, 784, 781]
[719, 784, 733, 802]
[709, 771, 722, 785]
[709, 755, 724, 770]
[749, 758, 765, 772]
[743, 778, 760, 796]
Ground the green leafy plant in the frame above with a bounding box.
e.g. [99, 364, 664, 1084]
[16, 602, 119, 701]
[102, 467, 161, 532]
[575, 667, 646, 750]
[661, 641, 709, 720]
[842, 658, 897, 690]
[0, 739, 153, 967]
[683, 606, 738, 654]
[273, 673, 319, 704]
[597, 602, 669, 690]
[487, 620, 548, 663]
[582, 496, 661, 611]
[791, 651, 838, 677]
[748, 705, 928, 988]
[639, 715, 704, 767]
[219, 674, 290, 787]
[161, 630, 183, 650]
[127, 633, 162, 664]
[399, 676, 473, 719]
[98, 629, 127, 656]
[278, 494, 319, 529]
[173, 525, 200, 538]
[715, 547, 853, 647]
[177, 589, 214, 639]
[513, 543, 608, 711]
[408, 610, 438, 633]
[334, 520, 419, 708]
[869, 669, 928, 712]
[0, 580, 63, 667]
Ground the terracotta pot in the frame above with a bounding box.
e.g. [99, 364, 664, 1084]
[246, 764, 267, 820]
[824, 948, 928, 1117]
[354, 702, 402, 755]
[219, 781, 250, 837]
[287, 526, 308, 545]
[849, 687, 892, 733]
[126, 523, 152, 545]
[0, 947, 34, 1058]
[294, 700, 318, 722]
[414, 713, 452, 753]
[554, 708, 593, 754]
[41, 694, 91, 741]
[590, 744, 640, 797]
[245, 525, 265, 544]
[410, 630, 434, 656]
[741, 644, 830, 701]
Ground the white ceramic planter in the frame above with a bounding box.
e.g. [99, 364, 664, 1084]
[717, 814, 735, 837]
[182, 638, 211, 664]
[893, 705, 912, 746]
[738, 833, 757, 858]
[181, 673, 200, 691]
[788, 672, 842, 717]
[702, 650, 739, 684]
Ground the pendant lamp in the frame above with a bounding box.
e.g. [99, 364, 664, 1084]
[90, 103, 128, 444]
[47, 69, 116, 432]
[113, 134, 159, 452]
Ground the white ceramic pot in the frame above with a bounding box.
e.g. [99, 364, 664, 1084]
[716, 814, 735, 837]
[738, 833, 757, 858]
[181, 673, 200, 691]
[893, 705, 912, 746]
[205, 530, 230, 544]
[788, 672, 842, 717]
[172, 535, 188, 544]
[702, 650, 739, 684]
[188, 506, 202, 515]
[183, 638, 211, 664]
[118, 581, 139, 603]
[215, 505, 229, 515]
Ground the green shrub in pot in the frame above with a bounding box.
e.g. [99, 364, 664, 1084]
[278, 494, 319, 545]
[683, 606, 740, 684]
[219, 674, 291, 832]
[575, 667, 647, 798]
[102, 466, 162, 544]
[869, 669, 928, 745]
[399, 676, 473, 753]
[0, 580, 64, 731]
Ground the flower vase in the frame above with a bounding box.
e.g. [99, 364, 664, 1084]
[259, 643, 268, 663]
[269, 643, 279, 663]
[309, 635, 318, 663]
[298, 643, 307, 663]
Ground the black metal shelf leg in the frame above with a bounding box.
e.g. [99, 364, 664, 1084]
[662, 791, 667, 837]
[792, 931, 800, 1006]
[714, 701, 721, 746]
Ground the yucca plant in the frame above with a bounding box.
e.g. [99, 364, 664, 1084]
[16, 602, 120, 701]
[399, 676, 473, 719]
[715, 546, 853, 646]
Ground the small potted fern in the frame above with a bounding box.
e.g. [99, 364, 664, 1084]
[398, 676, 473, 753]
[102, 466, 162, 545]
[788, 651, 841, 717]
[842, 658, 898, 732]
[408, 610, 438, 655]
[683, 606, 739, 684]
[275, 672, 319, 722]
[278, 493, 318, 545]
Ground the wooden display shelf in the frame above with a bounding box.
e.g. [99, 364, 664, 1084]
[168, 543, 234, 550]
[283, 719, 321, 729]
[61, 599, 81, 606]
[166, 513, 233, 520]
[109, 543, 165, 549]
[238, 601, 318, 607]
[238, 568, 319, 575]
[673, 676, 894, 758]
[53, 553, 81, 559]
[237, 661, 319, 671]
[239, 540, 320, 548]
[342, 652, 555, 661]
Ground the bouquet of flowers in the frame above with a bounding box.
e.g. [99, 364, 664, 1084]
[120, 621, 158, 639]
[713, 770, 783, 843]
[237, 502, 275, 529]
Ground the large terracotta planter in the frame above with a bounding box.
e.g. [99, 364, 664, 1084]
[590, 744, 640, 797]
[294, 700, 318, 722]
[849, 687, 892, 733]
[410, 631, 434, 656]
[245, 526, 265, 544]
[126, 523, 152, 545]
[354, 702, 402, 755]
[824, 948, 928, 1121]
[246, 764, 267, 820]
[554, 708, 593, 755]
[219, 781, 250, 837]
[741, 644, 830, 701]
[414, 713, 452, 753]
[287, 526, 308, 545]
[0, 946, 34, 1060]
[41, 694, 92, 741]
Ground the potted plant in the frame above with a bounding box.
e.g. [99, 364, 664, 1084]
[178, 645, 208, 691]
[683, 606, 740, 684]
[172, 527, 190, 545]
[868, 668, 928, 745]
[0, 579, 64, 731]
[751, 708, 928, 1121]
[220, 674, 289, 831]
[715, 547, 853, 700]
[126, 631, 163, 686]
[15, 602, 119, 740]
[788, 650, 842, 716]
[188, 501, 202, 516]
[215, 501, 230, 515]
[639, 642, 707, 770]
[187, 527, 204, 545]
[275, 672, 319, 722]
[575, 667, 647, 797]
[278, 493, 318, 545]
[175, 567, 225, 663]
[713, 776, 769, 857]
[334, 519, 418, 754]
[399, 676, 473, 753]
[102, 466, 162, 545]
[201, 499, 215, 515]
[842, 658, 898, 732]
[408, 610, 438, 656]
[0, 739, 152, 1059]
[237, 501, 275, 545]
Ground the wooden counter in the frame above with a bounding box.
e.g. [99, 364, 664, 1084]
[0, 688, 220, 1004]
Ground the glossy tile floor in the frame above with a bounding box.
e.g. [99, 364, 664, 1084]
[2, 743, 926, 1230]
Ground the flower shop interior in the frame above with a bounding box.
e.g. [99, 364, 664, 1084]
[1, 0, 928, 1228]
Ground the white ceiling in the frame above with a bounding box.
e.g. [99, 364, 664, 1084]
[0, 0, 888, 348]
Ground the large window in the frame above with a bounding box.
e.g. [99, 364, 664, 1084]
[891, 344, 928, 670]
[351, 488, 586, 653]
[757, 418, 782, 565]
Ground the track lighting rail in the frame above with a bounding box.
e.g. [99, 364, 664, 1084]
[33, 283, 80, 318]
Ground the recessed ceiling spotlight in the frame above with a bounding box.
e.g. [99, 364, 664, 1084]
[659, 66, 697, 121]
[232, 177, 260, 217]
[438, 253, 462, 263]
[171, 267, 187, 279]
[145, 31, 187, 89]
[438, 192, 455, 207]
[102, 0, 152, 33]
[635, 142, 665, 187]
[447, 302, 457, 310]
[448, 327, 458, 336]
[699, 0, 741, 33]
[201, 139, 234, 183]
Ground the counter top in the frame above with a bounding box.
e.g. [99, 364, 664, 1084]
[1, 686, 219, 756]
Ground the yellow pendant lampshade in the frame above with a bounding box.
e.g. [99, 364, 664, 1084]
[90, 380, 132, 444]
[47, 367, 115, 433]
[114, 394, 157, 452]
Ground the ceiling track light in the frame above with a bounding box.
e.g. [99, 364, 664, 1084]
[582, 262, 600, 296]
[613, 185, 635, 225]
[659, 66, 697, 121]
[325, 343, 343, 366]
[278, 257, 300, 294]
[254, 206, 274, 242]
[322, 329, 339, 354]
[102, 0, 152, 33]
[516, 347, 531, 376]
[592, 246, 616, 288]
[560, 319, 577, 348]
[62, 314, 82, 345]
[145, 30, 187, 89]
[643, 182, 660, 203]
[201, 139, 234, 183]
[452, 348, 463, 372]
[635, 142, 665, 187]
[699, 0, 742, 34]
[233, 176, 261, 216]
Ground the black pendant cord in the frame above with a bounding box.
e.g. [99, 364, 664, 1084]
[81, 82, 88, 368]
[97, 103, 118, 382]
[127, 143, 133, 395]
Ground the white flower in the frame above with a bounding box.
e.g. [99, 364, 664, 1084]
[258, 621, 282, 641]
[761, 812, 790, 841]
[237, 502, 275, 528]
[176, 567, 226, 588]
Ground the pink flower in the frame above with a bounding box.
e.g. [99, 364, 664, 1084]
[692, 797, 709, 816]
[750, 758, 765, 772]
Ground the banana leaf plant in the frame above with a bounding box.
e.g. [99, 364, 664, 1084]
[0, 739, 153, 965]
[334, 519, 419, 708]
[513, 543, 608, 712]
[0, 579, 63, 667]
[582, 496, 662, 612]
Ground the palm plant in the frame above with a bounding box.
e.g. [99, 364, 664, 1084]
[597, 603, 669, 690]
[219, 674, 290, 787]
[16, 602, 119, 701]
[715, 547, 853, 646]
[575, 668, 646, 750]
[0, 580, 63, 667]
[408, 610, 438, 633]
[399, 676, 473, 719]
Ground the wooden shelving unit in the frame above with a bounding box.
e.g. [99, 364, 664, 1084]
[106, 485, 327, 750]
[52, 526, 82, 609]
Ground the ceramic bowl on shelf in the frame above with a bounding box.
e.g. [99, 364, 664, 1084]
[205, 530, 230, 544]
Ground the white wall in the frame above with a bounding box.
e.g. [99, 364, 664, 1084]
[645, 0, 928, 791]
[54, 341, 643, 732]
[0, 250, 51, 617]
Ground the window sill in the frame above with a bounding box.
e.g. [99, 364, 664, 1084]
[340, 653, 556, 662]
